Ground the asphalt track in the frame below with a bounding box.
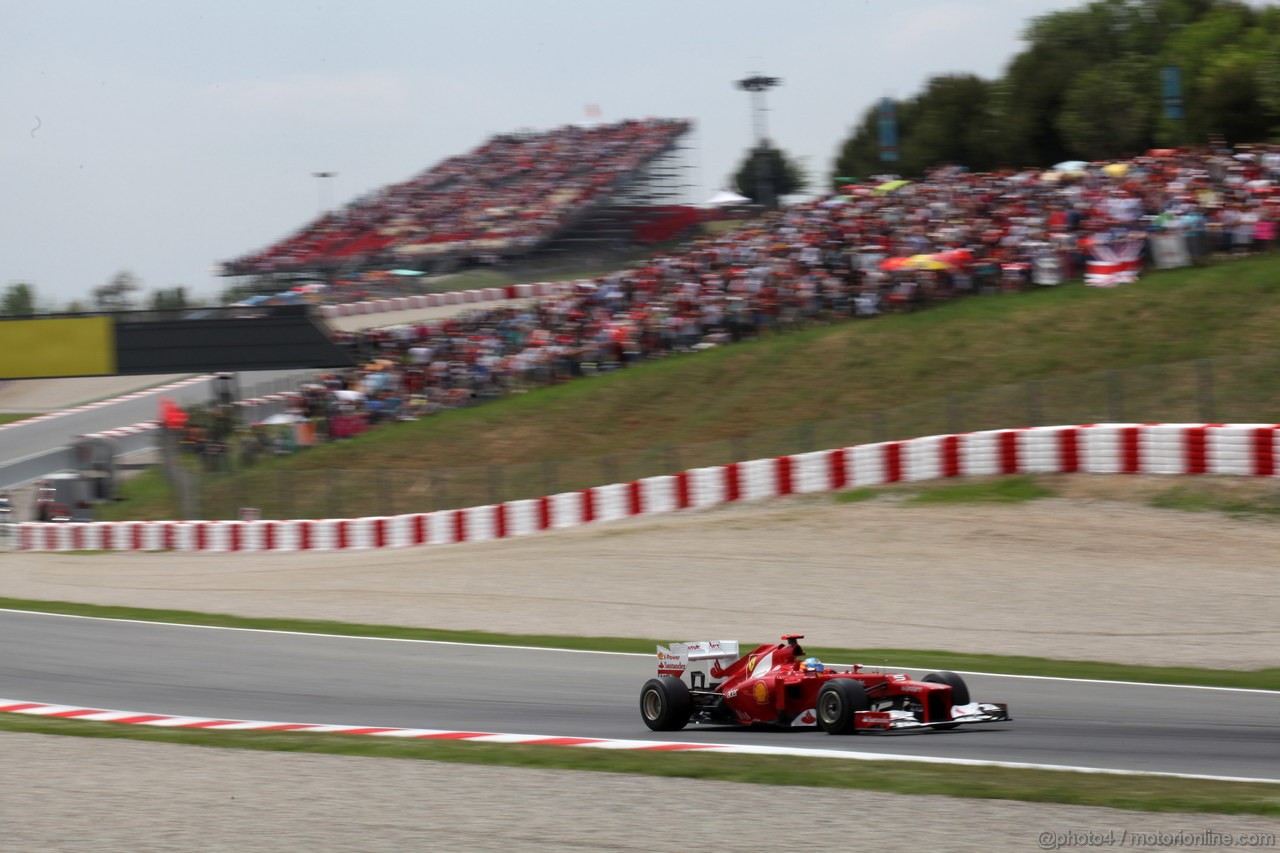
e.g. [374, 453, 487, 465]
[0, 369, 308, 476]
[4, 610, 1278, 780]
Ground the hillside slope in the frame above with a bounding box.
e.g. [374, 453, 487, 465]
[103, 255, 1280, 519]
[288, 255, 1280, 470]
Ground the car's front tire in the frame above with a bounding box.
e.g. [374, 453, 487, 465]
[922, 670, 969, 729]
[640, 676, 692, 731]
[816, 679, 870, 735]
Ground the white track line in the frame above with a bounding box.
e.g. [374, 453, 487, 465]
[0, 608, 635, 656]
[3, 608, 1277, 693]
[0, 375, 212, 433]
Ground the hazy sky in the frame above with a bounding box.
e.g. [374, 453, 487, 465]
[4, 0, 1088, 305]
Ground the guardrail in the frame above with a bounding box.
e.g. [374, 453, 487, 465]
[316, 281, 570, 319]
[13, 422, 1280, 553]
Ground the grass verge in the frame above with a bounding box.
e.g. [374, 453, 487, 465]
[2, 597, 1276, 690]
[833, 487, 878, 503]
[2, 713, 1277, 815]
[903, 475, 1057, 505]
[832, 475, 1057, 506]
[0, 413, 37, 426]
[1150, 484, 1280, 519]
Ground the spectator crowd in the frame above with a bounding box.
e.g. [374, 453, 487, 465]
[223, 118, 690, 276]
[217, 143, 1280, 455]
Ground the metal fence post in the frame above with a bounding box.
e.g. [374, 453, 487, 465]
[870, 411, 886, 444]
[947, 394, 963, 435]
[1026, 380, 1043, 427]
[799, 422, 816, 453]
[488, 465, 503, 505]
[1197, 359, 1216, 423]
[277, 468, 290, 520]
[184, 463, 200, 521]
[433, 471, 449, 511]
[1107, 370, 1124, 422]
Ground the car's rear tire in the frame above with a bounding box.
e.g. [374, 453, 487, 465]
[923, 671, 969, 729]
[640, 676, 692, 731]
[815, 679, 870, 735]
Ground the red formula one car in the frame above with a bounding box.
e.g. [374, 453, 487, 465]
[639, 634, 1010, 734]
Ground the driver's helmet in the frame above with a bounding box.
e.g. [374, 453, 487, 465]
[801, 657, 824, 673]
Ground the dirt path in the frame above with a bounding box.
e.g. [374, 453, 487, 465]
[4, 492, 1278, 668]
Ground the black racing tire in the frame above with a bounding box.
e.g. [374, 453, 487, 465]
[923, 671, 969, 729]
[639, 676, 693, 731]
[815, 679, 870, 735]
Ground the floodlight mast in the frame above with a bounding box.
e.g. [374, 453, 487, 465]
[312, 171, 337, 213]
[735, 74, 782, 210]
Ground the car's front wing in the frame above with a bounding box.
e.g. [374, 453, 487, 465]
[854, 702, 1011, 731]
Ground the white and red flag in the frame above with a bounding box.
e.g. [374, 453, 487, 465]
[1085, 236, 1145, 287]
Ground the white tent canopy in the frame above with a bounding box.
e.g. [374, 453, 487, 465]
[702, 189, 751, 207]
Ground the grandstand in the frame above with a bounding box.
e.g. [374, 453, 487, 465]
[548, 133, 699, 254]
[220, 118, 696, 283]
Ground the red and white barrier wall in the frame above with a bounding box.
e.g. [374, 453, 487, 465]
[16, 423, 1280, 553]
[317, 281, 574, 319]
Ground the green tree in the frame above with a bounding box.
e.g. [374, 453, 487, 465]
[732, 143, 808, 206]
[1160, 1, 1267, 141]
[1257, 33, 1280, 138]
[833, 76, 1003, 179]
[92, 270, 141, 312]
[1056, 59, 1157, 159]
[0, 282, 37, 317]
[1160, 1, 1257, 88]
[832, 0, 1280, 176]
[901, 75, 1001, 173]
[149, 286, 191, 312]
[1197, 52, 1271, 144]
[832, 107, 883, 185]
[1000, 2, 1124, 166]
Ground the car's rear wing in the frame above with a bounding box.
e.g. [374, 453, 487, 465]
[656, 640, 739, 688]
